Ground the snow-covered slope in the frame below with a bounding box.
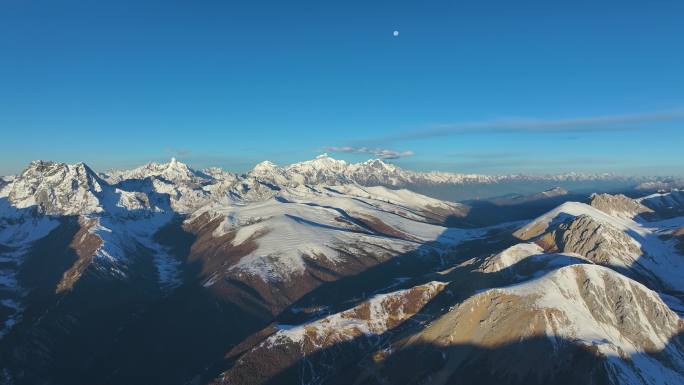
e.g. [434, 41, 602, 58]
[184, 183, 483, 314]
[0, 157, 473, 332]
[0, 161, 191, 340]
[103, 158, 239, 213]
[515, 198, 684, 302]
[2, 161, 106, 216]
[379, 263, 684, 385]
[638, 189, 684, 217]
[213, 281, 446, 385]
[213, 231, 684, 385]
[197, 185, 473, 283]
[2, 157, 683, 385]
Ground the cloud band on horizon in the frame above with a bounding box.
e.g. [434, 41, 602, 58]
[353, 108, 684, 145]
[321, 146, 415, 159]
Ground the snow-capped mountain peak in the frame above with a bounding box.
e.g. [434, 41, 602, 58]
[2, 160, 106, 215]
[297, 153, 347, 167]
[251, 160, 280, 174]
[102, 158, 216, 189]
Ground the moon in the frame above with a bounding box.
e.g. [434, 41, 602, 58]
[393, 30, 399, 37]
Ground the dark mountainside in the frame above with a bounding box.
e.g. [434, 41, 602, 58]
[1, 158, 682, 385]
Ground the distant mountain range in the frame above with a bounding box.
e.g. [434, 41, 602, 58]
[0, 156, 683, 385]
[4, 154, 682, 210]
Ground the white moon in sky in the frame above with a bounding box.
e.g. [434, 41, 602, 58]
[393, 30, 399, 37]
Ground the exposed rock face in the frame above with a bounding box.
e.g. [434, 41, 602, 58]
[1, 158, 684, 385]
[365, 265, 684, 385]
[590, 193, 653, 219]
[5, 161, 105, 215]
[213, 282, 446, 385]
[512, 200, 684, 296]
[104, 157, 217, 185]
[55, 217, 104, 293]
[555, 214, 642, 265]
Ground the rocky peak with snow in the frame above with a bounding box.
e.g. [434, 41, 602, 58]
[590, 193, 653, 219]
[245, 155, 498, 187]
[104, 157, 209, 185]
[2, 156, 684, 385]
[292, 153, 348, 170]
[285, 154, 353, 185]
[248, 160, 291, 187]
[378, 263, 684, 385]
[514, 198, 684, 296]
[3, 160, 106, 215]
[250, 160, 279, 174]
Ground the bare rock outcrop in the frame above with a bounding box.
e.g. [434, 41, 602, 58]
[590, 193, 653, 219]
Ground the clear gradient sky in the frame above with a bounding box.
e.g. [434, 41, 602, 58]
[1, 0, 683, 176]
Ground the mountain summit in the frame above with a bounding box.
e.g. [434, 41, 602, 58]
[1, 157, 683, 385]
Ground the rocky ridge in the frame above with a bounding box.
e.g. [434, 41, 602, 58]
[1, 157, 683, 385]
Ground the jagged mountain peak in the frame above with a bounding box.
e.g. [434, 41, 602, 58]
[200, 166, 236, 181]
[349, 158, 401, 176]
[104, 157, 207, 184]
[22, 160, 99, 180]
[251, 160, 281, 173]
[4, 160, 106, 215]
[590, 192, 653, 219]
[287, 153, 349, 171]
[18, 160, 104, 193]
[2, 156, 684, 385]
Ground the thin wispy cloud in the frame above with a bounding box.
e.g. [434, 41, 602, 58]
[357, 108, 684, 144]
[164, 147, 192, 157]
[447, 151, 524, 160]
[322, 146, 415, 160]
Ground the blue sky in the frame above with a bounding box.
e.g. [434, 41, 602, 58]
[1, 0, 683, 176]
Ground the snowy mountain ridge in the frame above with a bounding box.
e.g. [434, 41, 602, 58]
[4, 154, 672, 194]
[245, 153, 659, 187]
[1, 156, 684, 385]
[4, 155, 665, 218]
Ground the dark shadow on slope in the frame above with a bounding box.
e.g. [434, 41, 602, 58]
[444, 186, 681, 229]
[208, 231, 589, 382]
[195, 224, 519, 381]
[259, 337, 618, 385]
[76, 218, 272, 385]
[108, 177, 175, 214]
[400, 180, 643, 202]
[275, 225, 520, 326]
[516, 199, 684, 312]
[0, 200, 80, 329]
[639, 190, 684, 218]
[622, 224, 684, 306]
[337, 333, 683, 385]
[0, 213, 163, 385]
[0, 190, 271, 385]
[297, 201, 403, 236]
[285, 214, 366, 233]
[445, 193, 590, 228]
[235, 252, 683, 385]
